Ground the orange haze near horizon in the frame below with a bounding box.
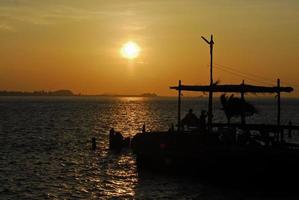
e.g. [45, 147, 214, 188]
[0, 0, 299, 96]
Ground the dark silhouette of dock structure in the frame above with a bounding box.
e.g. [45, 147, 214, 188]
[109, 36, 299, 191]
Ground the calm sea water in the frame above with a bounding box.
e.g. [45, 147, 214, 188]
[1, 96, 299, 200]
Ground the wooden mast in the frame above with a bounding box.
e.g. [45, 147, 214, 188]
[201, 34, 214, 132]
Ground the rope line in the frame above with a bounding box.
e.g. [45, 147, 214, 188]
[213, 63, 299, 89]
[214, 65, 274, 86]
[214, 63, 276, 84]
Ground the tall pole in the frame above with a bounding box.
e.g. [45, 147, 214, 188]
[277, 78, 281, 142]
[201, 34, 214, 132]
[178, 80, 182, 132]
[210, 35, 213, 88]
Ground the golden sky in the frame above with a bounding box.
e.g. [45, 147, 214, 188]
[0, 0, 299, 96]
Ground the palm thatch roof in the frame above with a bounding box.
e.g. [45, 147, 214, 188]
[170, 84, 293, 93]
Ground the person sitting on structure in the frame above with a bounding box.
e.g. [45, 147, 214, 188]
[181, 109, 199, 128]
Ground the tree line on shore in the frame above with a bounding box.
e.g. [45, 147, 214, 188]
[0, 90, 74, 96]
[0, 90, 158, 97]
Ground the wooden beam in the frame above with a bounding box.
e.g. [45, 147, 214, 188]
[170, 84, 293, 93]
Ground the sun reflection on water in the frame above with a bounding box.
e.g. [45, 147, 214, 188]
[119, 96, 145, 102]
[98, 151, 138, 198]
[110, 97, 165, 137]
[89, 97, 173, 198]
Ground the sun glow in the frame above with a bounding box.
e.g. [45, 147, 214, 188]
[121, 41, 140, 60]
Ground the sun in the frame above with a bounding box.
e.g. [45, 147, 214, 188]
[121, 41, 140, 60]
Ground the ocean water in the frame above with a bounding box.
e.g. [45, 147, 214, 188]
[1, 96, 299, 200]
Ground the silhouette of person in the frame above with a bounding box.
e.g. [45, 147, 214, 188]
[181, 109, 199, 128]
[199, 110, 207, 131]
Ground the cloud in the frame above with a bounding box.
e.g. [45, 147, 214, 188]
[0, 5, 88, 25]
[0, 1, 154, 34]
[0, 23, 14, 31]
[0, 0, 218, 32]
[0, 3, 139, 33]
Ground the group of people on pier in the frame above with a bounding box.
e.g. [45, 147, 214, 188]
[180, 108, 291, 147]
[181, 109, 207, 131]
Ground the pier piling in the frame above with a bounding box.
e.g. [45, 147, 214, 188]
[92, 137, 96, 151]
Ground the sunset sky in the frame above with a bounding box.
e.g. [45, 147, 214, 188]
[0, 0, 298, 96]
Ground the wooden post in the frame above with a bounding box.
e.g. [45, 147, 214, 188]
[142, 123, 146, 133]
[277, 79, 282, 142]
[92, 137, 96, 151]
[201, 34, 214, 133]
[241, 80, 246, 126]
[178, 80, 182, 131]
[171, 123, 174, 132]
[208, 35, 214, 133]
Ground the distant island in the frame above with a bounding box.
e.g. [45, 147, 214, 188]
[0, 90, 158, 97]
[140, 93, 158, 97]
[95, 93, 158, 97]
[0, 90, 74, 96]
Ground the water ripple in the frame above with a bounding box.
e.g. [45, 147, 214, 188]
[1, 96, 299, 199]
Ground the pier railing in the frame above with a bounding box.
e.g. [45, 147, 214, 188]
[212, 122, 299, 143]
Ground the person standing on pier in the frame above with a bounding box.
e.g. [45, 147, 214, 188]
[199, 110, 207, 131]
